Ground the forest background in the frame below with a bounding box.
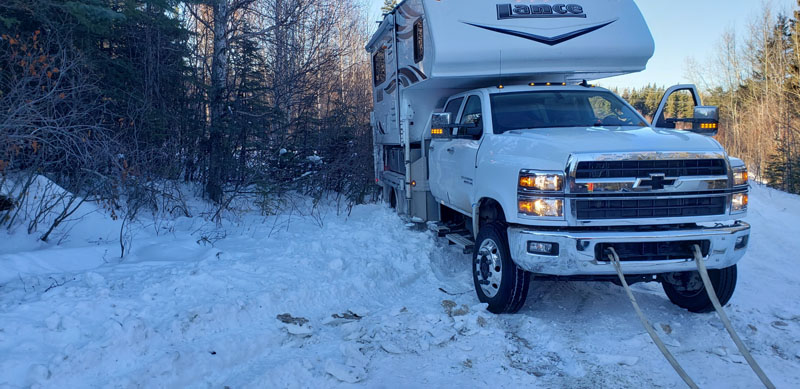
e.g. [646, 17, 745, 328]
[1, 0, 799, 243]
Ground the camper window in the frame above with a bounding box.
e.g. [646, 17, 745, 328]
[413, 19, 424, 63]
[373, 48, 386, 86]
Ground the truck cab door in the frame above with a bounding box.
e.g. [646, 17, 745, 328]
[429, 97, 464, 206]
[448, 95, 484, 213]
[651, 84, 701, 129]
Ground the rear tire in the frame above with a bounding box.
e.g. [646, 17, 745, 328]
[472, 222, 530, 314]
[661, 264, 737, 313]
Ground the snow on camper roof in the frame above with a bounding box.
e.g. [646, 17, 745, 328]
[367, 0, 654, 84]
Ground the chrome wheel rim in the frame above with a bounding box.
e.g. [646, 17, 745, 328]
[476, 238, 503, 298]
[665, 271, 705, 297]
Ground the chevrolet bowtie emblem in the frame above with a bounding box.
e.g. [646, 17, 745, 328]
[635, 173, 676, 190]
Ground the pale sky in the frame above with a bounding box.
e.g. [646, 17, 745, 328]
[366, 0, 798, 89]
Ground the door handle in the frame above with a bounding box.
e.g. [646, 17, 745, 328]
[446, 147, 455, 153]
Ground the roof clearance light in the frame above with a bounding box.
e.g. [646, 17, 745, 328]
[561, 82, 566, 86]
[546, 82, 551, 86]
[529, 82, 536, 86]
[498, 84, 504, 89]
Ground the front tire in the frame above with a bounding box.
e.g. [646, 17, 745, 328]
[472, 222, 530, 314]
[661, 264, 737, 313]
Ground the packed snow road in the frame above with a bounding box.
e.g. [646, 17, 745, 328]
[1, 185, 799, 388]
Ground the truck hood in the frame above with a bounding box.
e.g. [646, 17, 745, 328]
[492, 126, 724, 169]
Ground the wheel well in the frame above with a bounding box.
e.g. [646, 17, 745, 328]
[389, 187, 397, 208]
[478, 198, 506, 227]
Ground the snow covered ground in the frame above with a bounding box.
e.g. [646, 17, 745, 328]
[1, 183, 799, 388]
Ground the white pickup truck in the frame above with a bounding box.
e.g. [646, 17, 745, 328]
[368, 0, 750, 314]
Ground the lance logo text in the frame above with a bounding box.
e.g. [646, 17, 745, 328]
[497, 4, 586, 19]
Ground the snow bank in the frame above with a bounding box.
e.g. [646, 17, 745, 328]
[0, 183, 798, 387]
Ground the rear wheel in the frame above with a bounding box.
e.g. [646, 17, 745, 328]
[472, 222, 530, 314]
[661, 264, 737, 313]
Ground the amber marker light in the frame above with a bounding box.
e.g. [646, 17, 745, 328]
[519, 176, 535, 188]
[518, 200, 534, 214]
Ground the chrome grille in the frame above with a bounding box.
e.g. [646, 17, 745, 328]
[575, 196, 726, 220]
[576, 159, 726, 179]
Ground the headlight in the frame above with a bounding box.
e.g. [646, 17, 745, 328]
[733, 166, 748, 186]
[731, 193, 748, 213]
[519, 198, 563, 217]
[519, 171, 564, 192]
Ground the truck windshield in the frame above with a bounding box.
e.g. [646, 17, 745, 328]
[490, 90, 648, 133]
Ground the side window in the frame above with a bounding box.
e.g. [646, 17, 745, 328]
[413, 19, 424, 63]
[460, 96, 483, 126]
[444, 97, 464, 119]
[459, 95, 483, 139]
[373, 48, 386, 86]
[443, 97, 464, 136]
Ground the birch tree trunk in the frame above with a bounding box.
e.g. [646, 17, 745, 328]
[207, 0, 230, 203]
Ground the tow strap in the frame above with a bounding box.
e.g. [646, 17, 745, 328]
[607, 245, 776, 389]
[607, 247, 698, 389]
[691, 244, 775, 389]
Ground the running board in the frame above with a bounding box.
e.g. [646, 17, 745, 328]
[445, 233, 474, 254]
[429, 223, 451, 237]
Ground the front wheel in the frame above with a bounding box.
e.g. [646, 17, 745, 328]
[472, 222, 530, 314]
[661, 264, 737, 313]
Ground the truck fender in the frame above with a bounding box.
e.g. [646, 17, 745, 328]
[472, 197, 508, 239]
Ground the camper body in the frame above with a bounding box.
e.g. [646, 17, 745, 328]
[367, 0, 750, 314]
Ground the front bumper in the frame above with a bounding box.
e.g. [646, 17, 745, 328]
[508, 222, 750, 276]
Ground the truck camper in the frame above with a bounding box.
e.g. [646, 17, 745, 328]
[367, 0, 750, 315]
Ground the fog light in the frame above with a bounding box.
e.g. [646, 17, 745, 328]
[735, 235, 749, 250]
[732, 193, 748, 213]
[527, 241, 559, 256]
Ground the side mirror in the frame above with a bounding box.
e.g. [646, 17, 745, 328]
[462, 122, 482, 138]
[431, 112, 452, 138]
[692, 106, 719, 136]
